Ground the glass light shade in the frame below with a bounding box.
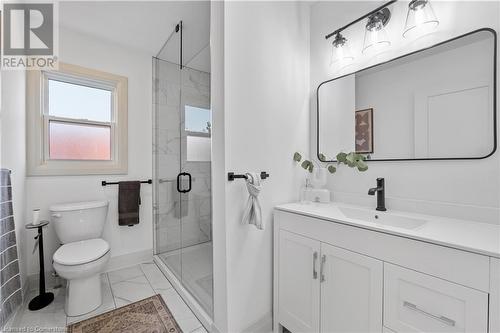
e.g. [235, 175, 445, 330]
[403, 0, 439, 39]
[362, 23, 391, 55]
[330, 34, 354, 69]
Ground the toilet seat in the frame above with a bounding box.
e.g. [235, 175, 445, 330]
[53, 238, 109, 266]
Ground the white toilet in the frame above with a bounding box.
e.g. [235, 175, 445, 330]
[50, 201, 110, 317]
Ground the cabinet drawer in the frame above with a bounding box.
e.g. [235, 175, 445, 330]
[384, 263, 488, 333]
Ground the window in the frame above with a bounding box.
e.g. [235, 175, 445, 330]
[27, 63, 128, 175]
[185, 105, 211, 162]
[47, 79, 112, 161]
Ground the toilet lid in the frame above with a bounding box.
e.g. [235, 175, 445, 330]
[53, 238, 110, 266]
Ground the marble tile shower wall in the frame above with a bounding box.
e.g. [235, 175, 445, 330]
[153, 59, 211, 254]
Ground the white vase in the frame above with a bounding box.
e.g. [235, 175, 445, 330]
[310, 167, 327, 189]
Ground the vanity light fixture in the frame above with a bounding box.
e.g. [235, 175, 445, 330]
[324, 0, 440, 67]
[403, 0, 439, 39]
[330, 33, 354, 68]
[325, 0, 397, 67]
[362, 8, 392, 55]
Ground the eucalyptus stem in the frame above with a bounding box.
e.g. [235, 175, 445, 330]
[293, 151, 368, 174]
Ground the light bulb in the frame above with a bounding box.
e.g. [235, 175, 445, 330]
[362, 9, 391, 56]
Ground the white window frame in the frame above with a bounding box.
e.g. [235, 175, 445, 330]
[27, 62, 128, 176]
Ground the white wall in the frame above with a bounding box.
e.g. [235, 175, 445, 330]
[210, 1, 228, 331]
[0, 70, 28, 291]
[215, 2, 311, 332]
[310, 1, 500, 224]
[25, 27, 153, 277]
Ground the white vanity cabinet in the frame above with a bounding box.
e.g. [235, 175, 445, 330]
[277, 230, 383, 333]
[273, 204, 500, 333]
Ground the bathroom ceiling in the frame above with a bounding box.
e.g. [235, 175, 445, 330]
[59, 1, 210, 72]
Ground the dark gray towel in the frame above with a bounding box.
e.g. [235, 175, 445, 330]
[0, 169, 22, 328]
[118, 181, 141, 226]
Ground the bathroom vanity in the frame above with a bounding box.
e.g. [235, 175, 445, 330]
[273, 203, 500, 333]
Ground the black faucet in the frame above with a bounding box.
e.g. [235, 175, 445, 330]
[368, 178, 387, 211]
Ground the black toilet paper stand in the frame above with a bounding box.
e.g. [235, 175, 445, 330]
[25, 220, 54, 310]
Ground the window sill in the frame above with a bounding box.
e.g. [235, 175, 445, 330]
[27, 160, 128, 176]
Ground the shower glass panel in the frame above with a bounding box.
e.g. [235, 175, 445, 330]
[153, 57, 213, 317]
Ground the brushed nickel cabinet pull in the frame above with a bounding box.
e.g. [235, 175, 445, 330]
[320, 255, 326, 282]
[313, 252, 318, 279]
[403, 301, 456, 327]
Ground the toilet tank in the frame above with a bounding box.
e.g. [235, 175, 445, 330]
[50, 201, 109, 244]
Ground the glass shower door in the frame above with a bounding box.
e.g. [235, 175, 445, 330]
[179, 67, 213, 315]
[153, 57, 213, 317]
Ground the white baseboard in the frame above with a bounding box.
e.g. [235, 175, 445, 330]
[26, 249, 153, 292]
[105, 249, 153, 272]
[27, 271, 63, 292]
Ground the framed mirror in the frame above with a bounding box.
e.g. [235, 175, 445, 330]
[317, 28, 497, 162]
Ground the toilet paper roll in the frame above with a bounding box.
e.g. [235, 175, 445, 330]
[32, 209, 40, 225]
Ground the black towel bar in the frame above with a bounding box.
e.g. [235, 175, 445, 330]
[101, 179, 152, 186]
[228, 172, 269, 181]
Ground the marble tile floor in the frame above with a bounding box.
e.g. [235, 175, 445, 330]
[4, 262, 207, 333]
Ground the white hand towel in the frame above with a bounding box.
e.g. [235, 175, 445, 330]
[242, 172, 263, 230]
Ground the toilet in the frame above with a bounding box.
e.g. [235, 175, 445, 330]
[50, 201, 110, 317]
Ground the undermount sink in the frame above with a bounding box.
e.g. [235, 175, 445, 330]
[339, 207, 427, 230]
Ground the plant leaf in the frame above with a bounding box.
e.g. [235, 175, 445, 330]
[318, 153, 327, 162]
[356, 160, 368, 172]
[301, 160, 310, 170]
[293, 152, 302, 162]
[336, 152, 347, 162]
[345, 152, 357, 167]
[308, 163, 314, 173]
[327, 165, 336, 173]
[345, 152, 355, 163]
[357, 165, 368, 172]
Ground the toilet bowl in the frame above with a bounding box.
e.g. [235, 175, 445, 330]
[50, 201, 110, 317]
[53, 239, 110, 316]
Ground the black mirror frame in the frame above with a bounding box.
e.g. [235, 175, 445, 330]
[316, 28, 497, 163]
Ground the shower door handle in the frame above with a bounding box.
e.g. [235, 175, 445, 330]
[185, 173, 192, 193]
[176, 172, 192, 193]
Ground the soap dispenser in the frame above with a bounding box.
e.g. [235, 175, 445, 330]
[299, 177, 312, 204]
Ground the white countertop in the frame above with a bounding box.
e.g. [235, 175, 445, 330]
[275, 202, 500, 258]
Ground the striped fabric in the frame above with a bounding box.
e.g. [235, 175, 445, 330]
[0, 169, 22, 328]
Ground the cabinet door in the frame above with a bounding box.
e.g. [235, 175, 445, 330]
[278, 230, 321, 333]
[320, 243, 383, 333]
